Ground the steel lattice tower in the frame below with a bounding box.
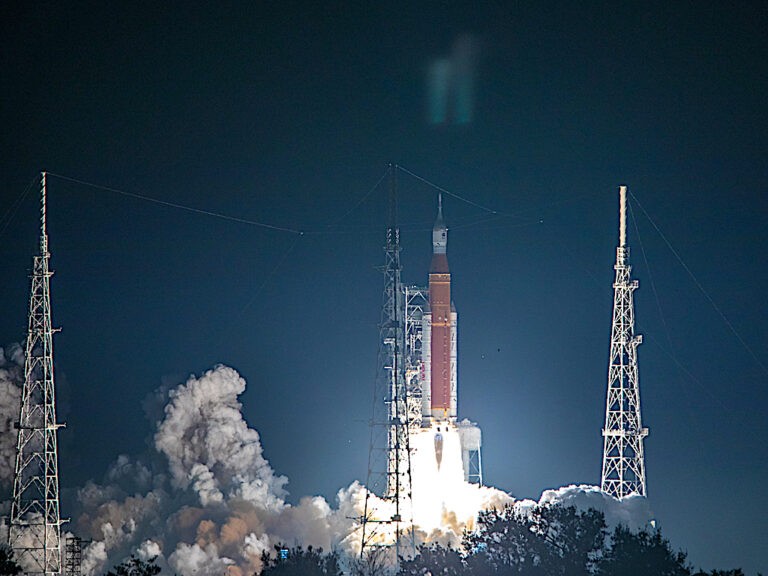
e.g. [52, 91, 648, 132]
[361, 164, 415, 562]
[64, 536, 88, 576]
[9, 172, 65, 574]
[600, 186, 649, 499]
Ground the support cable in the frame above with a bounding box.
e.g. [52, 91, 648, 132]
[397, 165, 500, 215]
[321, 169, 389, 230]
[44, 169, 546, 237]
[629, 191, 768, 378]
[232, 235, 302, 318]
[46, 172, 304, 235]
[0, 175, 39, 238]
[628, 200, 730, 412]
[627, 202, 675, 363]
[396, 164, 601, 229]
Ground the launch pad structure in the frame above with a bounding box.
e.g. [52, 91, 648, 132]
[360, 165, 483, 560]
[360, 176, 650, 562]
[2, 169, 648, 573]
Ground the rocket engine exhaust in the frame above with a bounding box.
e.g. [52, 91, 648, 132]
[434, 431, 444, 469]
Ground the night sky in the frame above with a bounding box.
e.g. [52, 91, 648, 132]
[1, 2, 767, 573]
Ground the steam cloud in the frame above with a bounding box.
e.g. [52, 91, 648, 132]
[1, 360, 652, 574]
[74, 365, 360, 575]
[0, 344, 24, 486]
[514, 484, 653, 531]
[153, 366, 287, 510]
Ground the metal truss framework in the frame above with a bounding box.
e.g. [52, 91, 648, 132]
[461, 435, 483, 486]
[601, 186, 649, 499]
[403, 286, 428, 430]
[9, 172, 66, 575]
[361, 165, 416, 561]
[64, 536, 86, 576]
[466, 450, 482, 485]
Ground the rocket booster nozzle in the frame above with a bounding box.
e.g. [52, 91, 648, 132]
[434, 431, 444, 469]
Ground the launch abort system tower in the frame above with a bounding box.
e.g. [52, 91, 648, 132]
[600, 186, 648, 499]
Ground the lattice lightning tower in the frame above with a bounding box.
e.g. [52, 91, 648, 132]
[600, 186, 649, 499]
[9, 172, 66, 574]
[361, 164, 415, 562]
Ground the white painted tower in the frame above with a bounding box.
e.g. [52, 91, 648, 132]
[9, 173, 66, 575]
[600, 186, 649, 499]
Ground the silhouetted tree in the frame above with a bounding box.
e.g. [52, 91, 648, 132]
[0, 546, 22, 576]
[349, 546, 392, 576]
[528, 505, 607, 576]
[692, 570, 746, 576]
[597, 525, 690, 576]
[105, 554, 162, 576]
[463, 505, 548, 574]
[461, 504, 606, 575]
[393, 506, 743, 576]
[398, 543, 467, 576]
[258, 544, 342, 576]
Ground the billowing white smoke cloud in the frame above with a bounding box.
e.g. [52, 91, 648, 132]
[153, 366, 287, 511]
[514, 484, 653, 531]
[69, 365, 653, 575]
[75, 365, 362, 576]
[0, 345, 23, 549]
[0, 343, 24, 486]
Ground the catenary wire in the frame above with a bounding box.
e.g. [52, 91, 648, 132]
[629, 190, 768, 378]
[233, 234, 302, 318]
[628, 200, 729, 411]
[46, 172, 304, 235]
[325, 168, 389, 229]
[31, 171, 762, 394]
[0, 175, 39, 238]
[397, 165, 501, 215]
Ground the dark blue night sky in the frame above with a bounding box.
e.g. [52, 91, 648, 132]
[1, 2, 766, 573]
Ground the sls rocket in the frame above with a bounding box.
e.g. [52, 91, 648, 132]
[410, 194, 483, 485]
[424, 194, 458, 422]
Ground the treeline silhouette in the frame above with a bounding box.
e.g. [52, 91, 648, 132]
[0, 504, 756, 575]
[257, 504, 754, 576]
[395, 504, 747, 576]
